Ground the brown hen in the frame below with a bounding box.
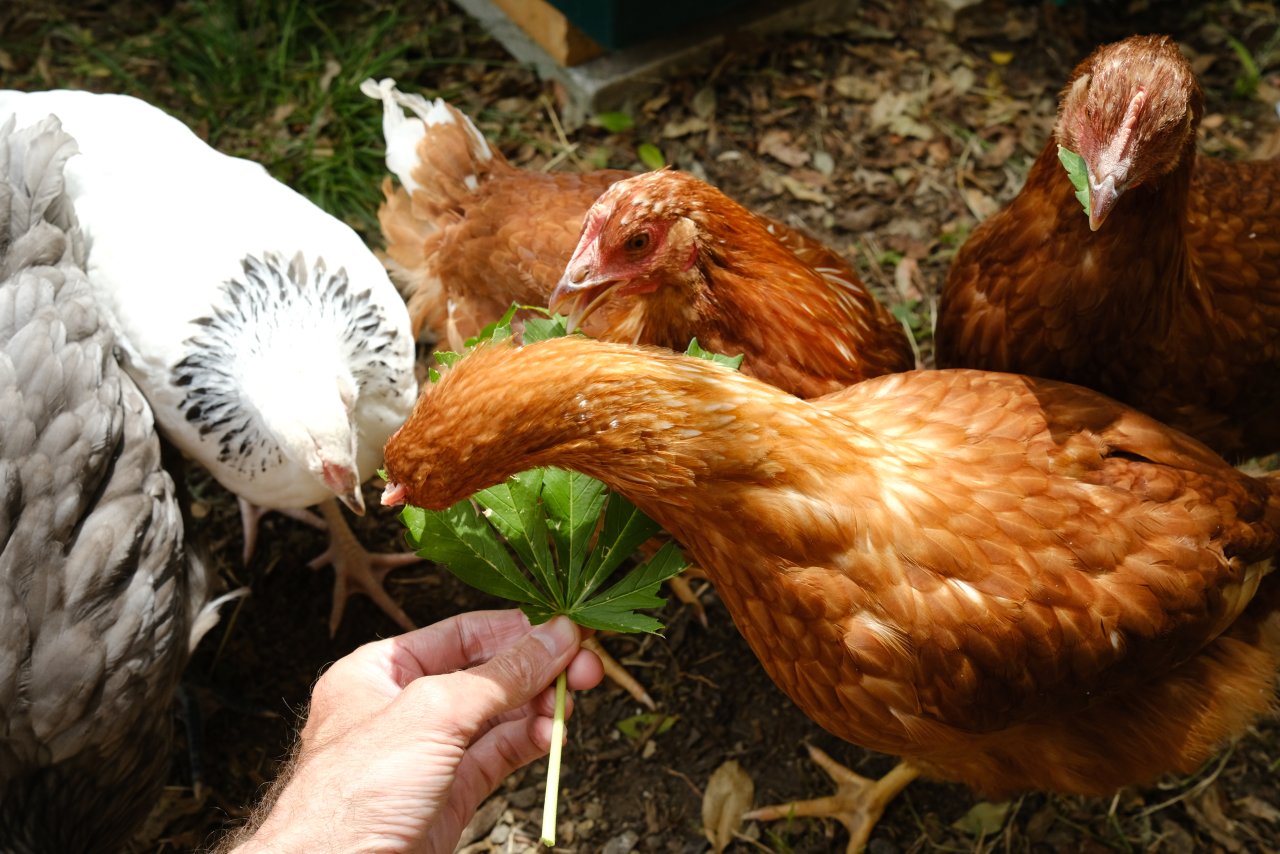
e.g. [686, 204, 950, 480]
[936, 34, 1280, 462]
[383, 336, 1280, 852]
[363, 79, 911, 389]
[550, 169, 915, 398]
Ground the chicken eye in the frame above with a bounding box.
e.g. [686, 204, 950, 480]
[624, 232, 650, 253]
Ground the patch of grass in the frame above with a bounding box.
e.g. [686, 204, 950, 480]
[8, 0, 516, 236]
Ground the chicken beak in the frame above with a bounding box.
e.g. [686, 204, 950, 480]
[323, 462, 366, 516]
[1086, 169, 1123, 232]
[549, 271, 621, 334]
[381, 480, 408, 507]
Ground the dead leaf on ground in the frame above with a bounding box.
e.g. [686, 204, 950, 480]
[962, 186, 1000, 221]
[1186, 783, 1244, 853]
[868, 90, 935, 140]
[318, 58, 341, 92]
[832, 74, 883, 101]
[691, 86, 717, 119]
[1236, 794, 1280, 823]
[781, 174, 833, 206]
[895, 256, 925, 301]
[758, 128, 811, 167]
[702, 760, 754, 853]
[952, 800, 1012, 837]
[662, 116, 709, 139]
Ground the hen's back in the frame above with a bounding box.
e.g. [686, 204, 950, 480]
[365, 79, 630, 345]
[0, 115, 204, 853]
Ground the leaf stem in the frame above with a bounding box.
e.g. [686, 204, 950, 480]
[540, 669, 568, 846]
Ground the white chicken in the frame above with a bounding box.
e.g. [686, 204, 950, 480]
[0, 113, 213, 852]
[0, 89, 419, 634]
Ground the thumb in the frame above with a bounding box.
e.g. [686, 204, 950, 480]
[422, 615, 581, 731]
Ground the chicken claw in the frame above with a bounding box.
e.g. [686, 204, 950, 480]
[309, 499, 422, 635]
[744, 746, 920, 853]
[583, 636, 655, 710]
[667, 567, 708, 628]
[238, 498, 327, 565]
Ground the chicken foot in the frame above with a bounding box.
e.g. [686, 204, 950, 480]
[744, 745, 920, 853]
[238, 498, 327, 564]
[583, 636, 656, 710]
[308, 499, 422, 636]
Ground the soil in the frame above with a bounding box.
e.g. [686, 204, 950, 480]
[8, 0, 1280, 851]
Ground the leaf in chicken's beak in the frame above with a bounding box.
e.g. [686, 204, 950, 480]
[1057, 145, 1092, 217]
[686, 337, 745, 370]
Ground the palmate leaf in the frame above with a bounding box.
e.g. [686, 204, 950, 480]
[1056, 145, 1091, 216]
[542, 467, 608, 592]
[572, 541, 687, 633]
[574, 493, 663, 605]
[522, 313, 569, 343]
[401, 503, 544, 605]
[474, 469, 559, 606]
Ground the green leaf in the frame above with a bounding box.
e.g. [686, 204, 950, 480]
[574, 541, 687, 633]
[542, 468, 608, 586]
[409, 500, 546, 606]
[522, 313, 570, 343]
[574, 493, 663, 603]
[434, 350, 463, 370]
[474, 470, 559, 605]
[637, 142, 665, 171]
[1225, 34, 1261, 97]
[400, 503, 427, 545]
[615, 712, 679, 739]
[952, 801, 1012, 837]
[685, 338, 744, 370]
[595, 111, 634, 133]
[1056, 145, 1091, 216]
[465, 303, 519, 348]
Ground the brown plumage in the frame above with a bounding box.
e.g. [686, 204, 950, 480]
[549, 169, 915, 399]
[383, 336, 1280, 846]
[936, 34, 1280, 462]
[365, 81, 910, 386]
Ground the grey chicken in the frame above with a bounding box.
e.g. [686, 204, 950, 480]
[0, 115, 214, 853]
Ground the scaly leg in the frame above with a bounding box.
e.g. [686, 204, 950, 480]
[744, 745, 920, 853]
[583, 636, 655, 710]
[238, 498, 327, 564]
[309, 499, 422, 636]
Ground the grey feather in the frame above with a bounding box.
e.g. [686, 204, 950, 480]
[0, 115, 211, 852]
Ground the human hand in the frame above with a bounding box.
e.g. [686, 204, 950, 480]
[229, 610, 603, 854]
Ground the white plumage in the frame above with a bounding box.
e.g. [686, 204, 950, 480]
[0, 89, 419, 633]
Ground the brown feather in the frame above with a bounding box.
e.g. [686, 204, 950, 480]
[555, 169, 915, 398]
[384, 336, 1280, 797]
[937, 34, 1280, 461]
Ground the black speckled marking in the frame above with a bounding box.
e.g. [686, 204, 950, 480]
[171, 252, 402, 478]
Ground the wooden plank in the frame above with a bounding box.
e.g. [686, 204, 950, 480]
[489, 0, 605, 66]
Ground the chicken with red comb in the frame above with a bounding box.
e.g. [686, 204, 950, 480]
[382, 335, 1280, 852]
[937, 34, 1280, 462]
[550, 168, 914, 399]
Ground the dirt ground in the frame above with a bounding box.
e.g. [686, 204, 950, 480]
[9, 0, 1280, 851]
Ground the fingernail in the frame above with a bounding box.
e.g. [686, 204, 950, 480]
[530, 615, 576, 655]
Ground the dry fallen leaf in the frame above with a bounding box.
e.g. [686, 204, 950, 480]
[833, 74, 882, 101]
[702, 760, 754, 853]
[663, 116, 710, 139]
[781, 174, 833, 206]
[1236, 794, 1280, 824]
[758, 128, 811, 168]
[963, 186, 1000, 222]
[952, 800, 1012, 837]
